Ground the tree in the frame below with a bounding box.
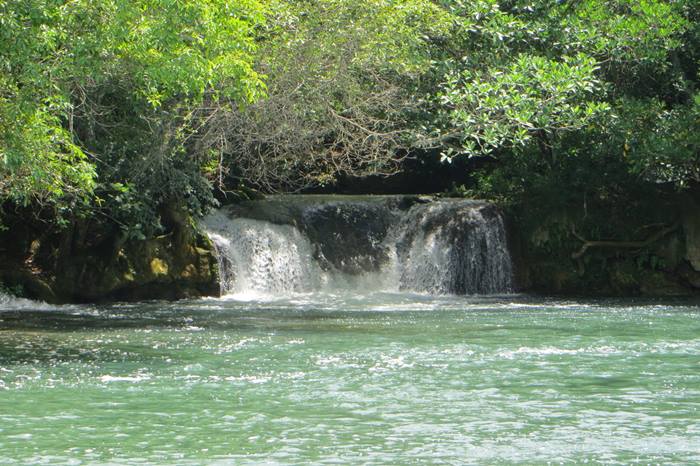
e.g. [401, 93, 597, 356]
[0, 1, 96, 207]
[432, 0, 691, 166]
[1, 0, 265, 233]
[194, 0, 454, 192]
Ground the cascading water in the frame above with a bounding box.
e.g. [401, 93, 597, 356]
[393, 201, 513, 294]
[0, 291, 12, 308]
[0, 291, 52, 310]
[203, 214, 324, 295]
[202, 195, 513, 296]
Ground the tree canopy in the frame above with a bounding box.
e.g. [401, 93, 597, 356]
[1, 0, 263, 231]
[1, 0, 698, 237]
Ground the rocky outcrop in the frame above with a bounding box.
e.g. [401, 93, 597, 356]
[682, 197, 700, 272]
[0, 204, 219, 303]
[52, 229, 219, 302]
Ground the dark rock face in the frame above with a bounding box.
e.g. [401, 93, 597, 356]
[682, 197, 700, 272]
[54, 232, 219, 303]
[0, 205, 219, 303]
[512, 192, 700, 297]
[299, 201, 399, 274]
[222, 195, 418, 275]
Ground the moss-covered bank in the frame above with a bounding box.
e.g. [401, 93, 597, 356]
[0, 204, 218, 303]
[508, 189, 700, 297]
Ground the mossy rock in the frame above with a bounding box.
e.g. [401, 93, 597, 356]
[0, 204, 220, 303]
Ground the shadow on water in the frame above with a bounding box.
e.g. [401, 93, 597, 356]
[0, 309, 161, 331]
[0, 304, 419, 334]
[1, 294, 699, 334]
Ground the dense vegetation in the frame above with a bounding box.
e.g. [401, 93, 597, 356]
[2, 0, 699, 294]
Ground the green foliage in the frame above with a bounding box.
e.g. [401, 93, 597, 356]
[209, 0, 455, 191]
[0, 280, 23, 297]
[612, 96, 700, 187]
[440, 53, 609, 159]
[0, 1, 96, 206]
[1, 0, 699, 257]
[95, 0, 265, 106]
[434, 0, 691, 157]
[1, 0, 264, 234]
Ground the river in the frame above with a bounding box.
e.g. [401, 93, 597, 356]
[1, 292, 699, 464]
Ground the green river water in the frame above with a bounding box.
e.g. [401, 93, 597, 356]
[1, 293, 699, 464]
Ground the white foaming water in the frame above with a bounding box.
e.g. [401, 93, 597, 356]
[202, 196, 513, 297]
[393, 202, 513, 294]
[0, 291, 50, 310]
[205, 214, 323, 295]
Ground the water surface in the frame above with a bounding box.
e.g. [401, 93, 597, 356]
[1, 293, 699, 464]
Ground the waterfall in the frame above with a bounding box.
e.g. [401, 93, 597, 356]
[393, 201, 513, 294]
[203, 212, 323, 295]
[202, 195, 513, 296]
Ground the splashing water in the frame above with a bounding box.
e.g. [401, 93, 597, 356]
[0, 291, 53, 311]
[206, 217, 322, 295]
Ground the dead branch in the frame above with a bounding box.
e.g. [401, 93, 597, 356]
[184, 26, 427, 193]
[571, 222, 680, 260]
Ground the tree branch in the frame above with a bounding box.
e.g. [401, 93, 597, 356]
[571, 222, 680, 260]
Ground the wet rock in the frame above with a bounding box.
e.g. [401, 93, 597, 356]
[682, 203, 700, 272]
